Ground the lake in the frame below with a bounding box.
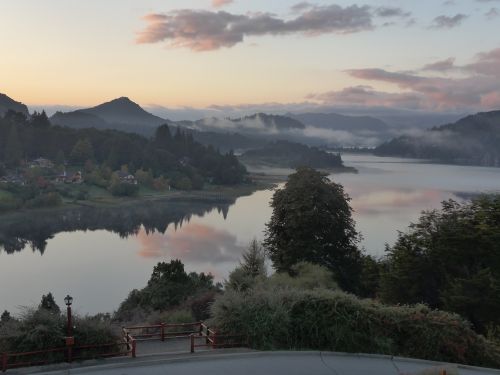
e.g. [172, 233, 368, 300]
[1, 154, 499, 315]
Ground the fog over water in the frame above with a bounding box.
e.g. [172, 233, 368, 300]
[1, 154, 499, 315]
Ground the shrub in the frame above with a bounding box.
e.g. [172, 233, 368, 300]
[210, 286, 500, 368]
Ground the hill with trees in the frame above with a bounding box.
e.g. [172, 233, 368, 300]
[0, 93, 29, 117]
[240, 140, 355, 171]
[0, 110, 247, 211]
[50, 97, 169, 134]
[375, 110, 500, 167]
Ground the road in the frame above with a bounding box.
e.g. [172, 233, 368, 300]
[33, 352, 500, 375]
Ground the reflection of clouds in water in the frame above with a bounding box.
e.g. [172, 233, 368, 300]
[347, 188, 447, 215]
[136, 223, 244, 265]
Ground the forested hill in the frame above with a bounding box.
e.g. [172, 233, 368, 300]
[0, 111, 247, 185]
[375, 110, 500, 167]
[0, 93, 29, 117]
[50, 97, 169, 135]
[240, 140, 354, 170]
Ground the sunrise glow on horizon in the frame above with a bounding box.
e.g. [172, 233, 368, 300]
[1, 0, 499, 113]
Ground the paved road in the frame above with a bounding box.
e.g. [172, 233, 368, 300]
[33, 352, 500, 375]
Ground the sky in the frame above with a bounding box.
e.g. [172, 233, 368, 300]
[0, 0, 499, 114]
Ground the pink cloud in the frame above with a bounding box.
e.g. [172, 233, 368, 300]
[309, 47, 500, 112]
[212, 0, 233, 8]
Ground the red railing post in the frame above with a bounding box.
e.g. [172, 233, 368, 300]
[161, 323, 165, 342]
[205, 326, 210, 345]
[199, 323, 203, 336]
[190, 334, 195, 353]
[131, 339, 136, 358]
[2, 352, 7, 373]
[67, 346, 72, 363]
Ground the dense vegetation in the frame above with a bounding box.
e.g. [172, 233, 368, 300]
[240, 140, 353, 169]
[115, 260, 220, 322]
[0, 110, 247, 211]
[0, 293, 117, 360]
[379, 195, 500, 334]
[375, 110, 500, 167]
[211, 274, 500, 368]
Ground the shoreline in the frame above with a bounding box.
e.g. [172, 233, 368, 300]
[0, 174, 278, 219]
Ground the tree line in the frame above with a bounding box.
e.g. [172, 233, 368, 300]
[0, 110, 247, 186]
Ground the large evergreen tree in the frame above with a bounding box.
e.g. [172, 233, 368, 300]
[264, 167, 362, 292]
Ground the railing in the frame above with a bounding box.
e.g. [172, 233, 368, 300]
[190, 333, 249, 353]
[1, 341, 134, 373]
[122, 321, 203, 342]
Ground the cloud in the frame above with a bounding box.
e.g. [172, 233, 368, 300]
[485, 7, 499, 18]
[212, 0, 233, 8]
[430, 14, 468, 28]
[309, 47, 500, 112]
[476, 0, 500, 2]
[136, 4, 411, 51]
[422, 57, 456, 72]
[375, 7, 411, 18]
[443, 0, 456, 5]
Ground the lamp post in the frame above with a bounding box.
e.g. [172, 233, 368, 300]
[64, 295, 73, 337]
[64, 295, 74, 363]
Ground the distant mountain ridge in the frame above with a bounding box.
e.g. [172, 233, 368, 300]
[289, 112, 389, 132]
[50, 97, 169, 134]
[0, 93, 29, 117]
[375, 110, 500, 167]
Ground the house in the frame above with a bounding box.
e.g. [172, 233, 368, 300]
[116, 171, 137, 185]
[0, 174, 26, 185]
[30, 158, 54, 169]
[56, 171, 83, 184]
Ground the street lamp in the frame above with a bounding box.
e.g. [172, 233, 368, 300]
[64, 295, 74, 363]
[64, 295, 73, 337]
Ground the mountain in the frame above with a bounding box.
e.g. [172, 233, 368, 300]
[289, 112, 389, 132]
[375, 110, 500, 167]
[81, 97, 166, 127]
[50, 97, 169, 134]
[194, 113, 305, 133]
[0, 93, 29, 117]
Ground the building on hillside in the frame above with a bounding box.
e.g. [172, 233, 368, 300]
[116, 171, 137, 185]
[0, 174, 26, 185]
[30, 158, 54, 169]
[55, 171, 83, 184]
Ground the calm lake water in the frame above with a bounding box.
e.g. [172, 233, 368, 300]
[1, 154, 500, 315]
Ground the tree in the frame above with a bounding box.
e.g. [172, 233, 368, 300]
[70, 138, 94, 165]
[264, 167, 362, 292]
[227, 239, 267, 291]
[39, 292, 60, 314]
[1, 310, 11, 323]
[4, 125, 22, 167]
[380, 195, 500, 333]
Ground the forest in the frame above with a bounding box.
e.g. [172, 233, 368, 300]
[0, 110, 247, 210]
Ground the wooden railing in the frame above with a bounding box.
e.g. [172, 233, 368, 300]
[1, 341, 133, 373]
[122, 321, 203, 342]
[1, 321, 247, 372]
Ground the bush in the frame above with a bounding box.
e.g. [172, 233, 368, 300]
[210, 285, 500, 368]
[25, 192, 62, 208]
[108, 181, 139, 197]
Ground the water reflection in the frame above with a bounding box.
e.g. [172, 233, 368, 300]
[137, 223, 243, 264]
[0, 198, 234, 255]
